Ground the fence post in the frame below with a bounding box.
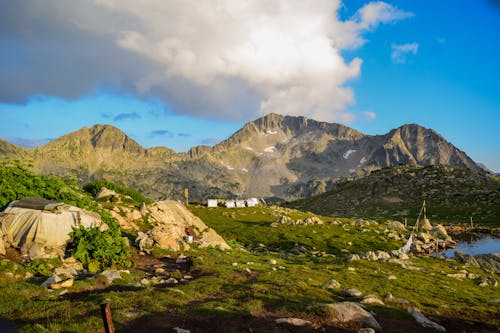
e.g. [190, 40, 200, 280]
[101, 303, 115, 333]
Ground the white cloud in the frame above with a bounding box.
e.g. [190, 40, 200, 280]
[391, 43, 419, 64]
[0, 1, 413, 123]
[354, 1, 413, 30]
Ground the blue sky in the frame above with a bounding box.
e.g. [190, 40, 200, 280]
[0, 1, 499, 171]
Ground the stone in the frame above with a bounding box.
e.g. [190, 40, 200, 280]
[275, 318, 311, 326]
[358, 328, 375, 333]
[320, 302, 382, 331]
[327, 279, 341, 290]
[41, 275, 61, 287]
[100, 270, 124, 282]
[166, 277, 178, 284]
[432, 224, 450, 240]
[386, 275, 397, 280]
[155, 267, 165, 274]
[398, 253, 409, 260]
[173, 328, 190, 333]
[375, 251, 391, 260]
[446, 273, 467, 279]
[50, 277, 74, 289]
[140, 278, 150, 285]
[387, 221, 406, 231]
[384, 292, 393, 299]
[341, 288, 362, 297]
[418, 232, 432, 243]
[361, 295, 384, 305]
[419, 218, 433, 231]
[269, 259, 277, 265]
[348, 254, 360, 262]
[136, 232, 155, 253]
[407, 307, 446, 332]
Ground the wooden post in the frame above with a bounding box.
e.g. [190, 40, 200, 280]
[100, 303, 115, 333]
[404, 218, 407, 228]
[470, 216, 474, 229]
[184, 188, 189, 206]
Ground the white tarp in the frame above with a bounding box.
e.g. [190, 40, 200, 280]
[0, 198, 107, 259]
[235, 200, 246, 208]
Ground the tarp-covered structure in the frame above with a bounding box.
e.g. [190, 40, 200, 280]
[0, 197, 107, 259]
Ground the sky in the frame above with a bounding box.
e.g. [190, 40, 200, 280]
[0, 1, 499, 171]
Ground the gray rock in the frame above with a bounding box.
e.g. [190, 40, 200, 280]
[341, 288, 362, 297]
[361, 295, 384, 305]
[348, 254, 360, 262]
[275, 318, 311, 326]
[375, 250, 391, 260]
[100, 270, 128, 282]
[327, 279, 341, 290]
[387, 221, 406, 231]
[407, 307, 446, 332]
[321, 302, 382, 331]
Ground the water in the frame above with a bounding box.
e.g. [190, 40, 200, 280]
[444, 235, 500, 257]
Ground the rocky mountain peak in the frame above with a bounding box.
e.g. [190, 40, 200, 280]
[88, 124, 144, 154]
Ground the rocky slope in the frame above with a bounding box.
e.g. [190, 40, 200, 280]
[287, 164, 500, 224]
[0, 113, 484, 201]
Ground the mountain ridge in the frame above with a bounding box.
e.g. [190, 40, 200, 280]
[0, 113, 485, 201]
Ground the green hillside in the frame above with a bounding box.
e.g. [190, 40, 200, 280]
[287, 164, 500, 226]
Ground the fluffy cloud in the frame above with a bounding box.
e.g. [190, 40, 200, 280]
[0, 1, 412, 122]
[391, 43, 419, 64]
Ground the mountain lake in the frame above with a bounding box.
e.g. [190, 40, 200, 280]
[445, 235, 500, 257]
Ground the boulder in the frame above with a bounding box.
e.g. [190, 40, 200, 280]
[50, 277, 74, 290]
[318, 302, 382, 331]
[375, 251, 391, 260]
[136, 231, 155, 253]
[327, 279, 342, 290]
[341, 288, 362, 297]
[432, 224, 450, 240]
[387, 221, 406, 231]
[407, 307, 445, 332]
[361, 295, 384, 305]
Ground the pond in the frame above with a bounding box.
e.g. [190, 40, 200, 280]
[444, 235, 500, 257]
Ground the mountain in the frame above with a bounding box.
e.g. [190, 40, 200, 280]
[0, 113, 485, 201]
[286, 164, 500, 224]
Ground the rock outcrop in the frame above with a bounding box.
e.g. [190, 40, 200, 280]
[135, 200, 230, 252]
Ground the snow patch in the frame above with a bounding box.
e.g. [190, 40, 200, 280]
[244, 146, 254, 151]
[343, 149, 356, 159]
[360, 156, 367, 164]
[241, 168, 248, 173]
[267, 130, 278, 135]
[264, 146, 276, 153]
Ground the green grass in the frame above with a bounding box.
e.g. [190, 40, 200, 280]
[0, 202, 498, 331]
